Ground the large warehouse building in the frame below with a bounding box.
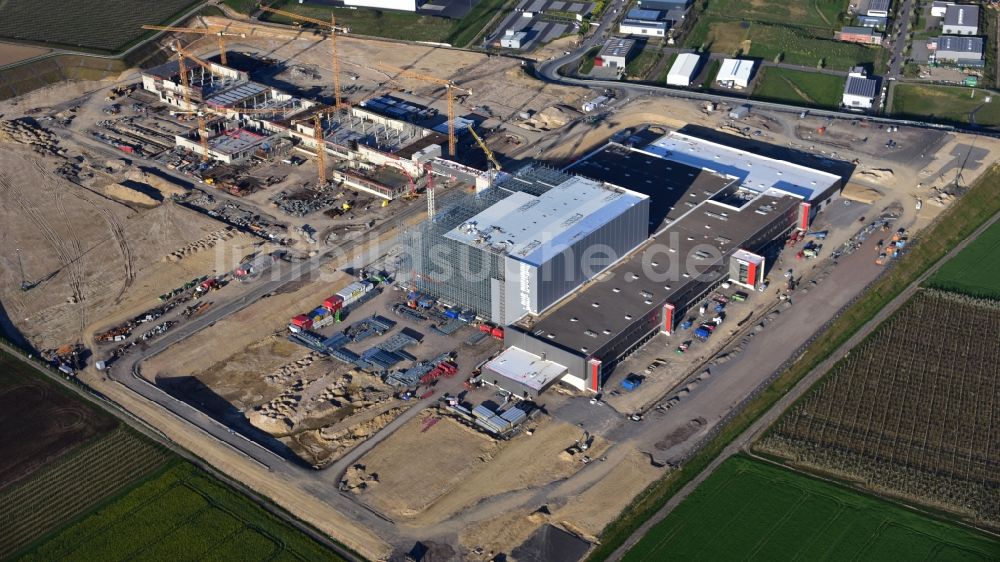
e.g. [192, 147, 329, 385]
[484, 132, 843, 395]
[404, 167, 650, 325]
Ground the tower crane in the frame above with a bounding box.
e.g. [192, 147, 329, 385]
[172, 41, 211, 160]
[377, 64, 470, 158]
[259, 6, 345, 109]
[141, 25, 244, 65]
[467, 124, 500, 187]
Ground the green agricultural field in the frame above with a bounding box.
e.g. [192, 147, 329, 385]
[623, 456, 999, 561]
[926, 218, 1000, 298]
[700, 0, 848, 29]
[0, 0, 201, 53]
[686, 18, 878, 70]
[16, 461, 346, 562]
[891, 83, 1000, 128]
[752, 67, 846, 108]
[263, 0, 508, 47]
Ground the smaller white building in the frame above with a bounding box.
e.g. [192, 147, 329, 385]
[866, 0, 891, 17]
[842, 67, 878, 110]
[500, 29, 529, 49]
[595, 37, 636, 69]
[666, 52, 700, 86]
[931, 1, 951, 17]
[716, 58, 755, 89]
[620, 19, 667, 36]
[344, 0, 418, 11]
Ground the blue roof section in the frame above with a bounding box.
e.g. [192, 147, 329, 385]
[627, 8, 662, 20]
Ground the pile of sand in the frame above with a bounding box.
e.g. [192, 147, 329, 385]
[103, 182, 159, 206]
[841, 182, 884, 203]
[519, 105, 581, 131]
[341, 464, 380, 493]
[0, 119, 58, 153]
[126, 170, 188, 198]
[856, 168, 894, 183]
[165, 228, 239, 261]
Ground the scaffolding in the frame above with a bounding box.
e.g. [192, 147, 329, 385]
[399, 166, 574, 322]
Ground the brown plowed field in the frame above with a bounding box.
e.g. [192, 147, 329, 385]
[0, 350, 116, 488]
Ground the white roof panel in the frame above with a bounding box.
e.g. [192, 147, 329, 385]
[667, 53, 700, 81]
[484, 347, 568, 391]
[717, 58, 755, 82]
[444, 176, 648, 266]
[644, 131, 841, 202]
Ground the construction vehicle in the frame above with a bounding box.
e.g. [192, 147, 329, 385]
[141, 25, 245, 65]
[378, 64, 470, 157]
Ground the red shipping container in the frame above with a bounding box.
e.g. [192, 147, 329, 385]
[323, 294, 344, 312]
[491, 326, 504, 339]
[290, 314, 313, 329]
[479, 324, 492, 333]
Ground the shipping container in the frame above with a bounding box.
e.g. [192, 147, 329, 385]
[444, 308, 460, 319]
[731, 291, 748, 302]
[290, 314, 313, 330]
[323, 294, 344, 312]
[491, 326, 504, 339]
[694, 327, 711, 339]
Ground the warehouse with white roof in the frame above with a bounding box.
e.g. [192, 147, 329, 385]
[716, 58, 755, 89]
[666, 53, 701, 86]
[405, 167, 650, 325]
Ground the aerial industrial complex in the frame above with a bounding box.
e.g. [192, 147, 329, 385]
[4, 1, 999, 560]
[407, 130, 842, 395]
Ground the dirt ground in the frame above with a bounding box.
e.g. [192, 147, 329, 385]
[354, 410, 499, 518]
[357, 411, 610, 523]
[0, 42, 49, 66]
[0, 144, 255, 351]
[199, 16, 588, 124]
[536, 97, 697, 164]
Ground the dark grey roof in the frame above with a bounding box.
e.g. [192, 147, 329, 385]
[841, 26, 874, 35]
[944, 4, 978, 28]
[868, 0, 891, 11]
[845, 75, 878, 98]
[936, 35, 984, 53]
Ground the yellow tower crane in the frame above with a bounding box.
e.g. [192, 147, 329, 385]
[142, 25, 245, 65]
[467, 124, 501, 187]
[377, 64, 470, 158]
[259, 6, 346, 109]
[173, 41, 211, 160]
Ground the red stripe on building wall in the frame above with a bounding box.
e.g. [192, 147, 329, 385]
[799, 202, 811, 230]
[589, 359, 601, 392]
[663, 303, 675, 335]
[747, 262, 757, 288]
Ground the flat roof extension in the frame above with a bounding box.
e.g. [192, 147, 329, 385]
[483, 347, 568, 392]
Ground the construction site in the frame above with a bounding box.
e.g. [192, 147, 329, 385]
[3, 8, 1000, 562]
